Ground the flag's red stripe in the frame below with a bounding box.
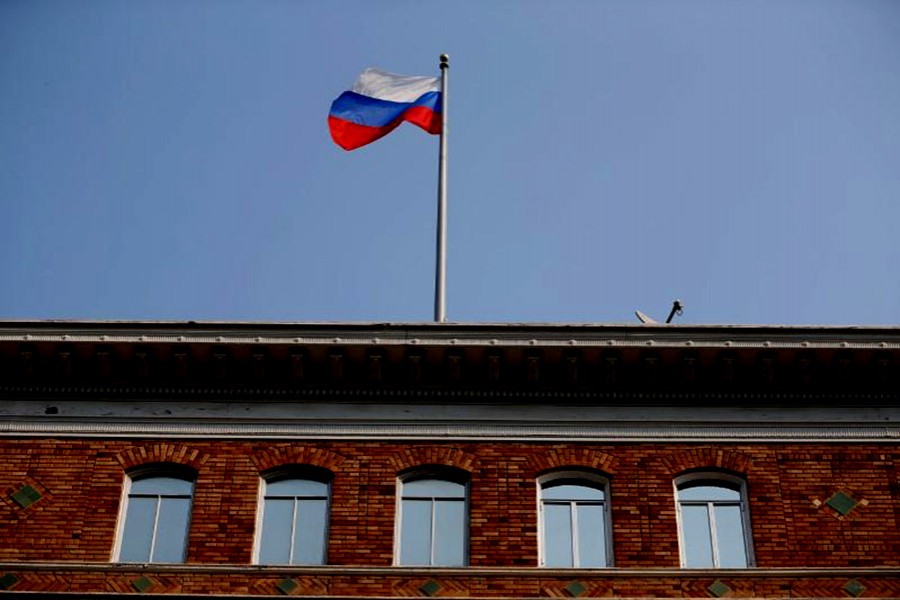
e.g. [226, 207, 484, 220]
[402, 106, 442, 134]
[328, 106, 441, 151]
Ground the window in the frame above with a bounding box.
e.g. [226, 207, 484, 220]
[396, 470, 467, 566]
[539, 471, 611, 567]
[116, 470, 194, 563]
[256, 471, 331, 565]
[676, 474, 753, 568]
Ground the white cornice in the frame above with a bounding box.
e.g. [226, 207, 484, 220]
[3, 321, 900, 349]
[4, 331, 900, 350]
[3, 401, 899, 441]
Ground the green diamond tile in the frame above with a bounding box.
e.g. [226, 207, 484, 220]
[10, 490, 34, 508]
[131, 576, 153, 593]
[0, 573, 19, 590]
[826, 491, 859, 516]
[565, 581, 587, 597]
[707, 580, 731, 598]
[276, 579, 299, 595]
[419, 580, 442, 597]
[19, 485, 41, 502]
[844, 580, 866, 597]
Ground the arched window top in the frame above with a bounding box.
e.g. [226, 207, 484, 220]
[538, 469, 609, 492]
[399, 464, 469, 484]
[678, 484, 740, 502]
[263, 464, 333, 483]
[130, 476, 193, 496]
[539, 469, 608, 502]
[675, 471, 745, 500]
[127, 462, 196, 481]
[542, 482, 605, 501]
[265, 478, 328, 497]
[125, 464, 196, 498]
[403, 478, 465, 498]
[262, 465, 332, 498]
[539, 468, 608, 484]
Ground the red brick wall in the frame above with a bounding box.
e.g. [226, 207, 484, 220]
[1, 438, 899, 568]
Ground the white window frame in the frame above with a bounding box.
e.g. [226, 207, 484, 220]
[112, 467, 195, 563]
[538, 470, 613, 568]
[674, 472, 754, 568]
[394, 468, 469, 567]
[253, 467, 332, 565]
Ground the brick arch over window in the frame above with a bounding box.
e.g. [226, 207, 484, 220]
[250, 447, 346, 473]
[526, 449, 619, 476]
[661, 448, 753, 476]
[387, 446, 478, 473]
[115, 443, 210, 471]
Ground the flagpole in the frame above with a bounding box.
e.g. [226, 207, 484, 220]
[434, 53, 449, 323]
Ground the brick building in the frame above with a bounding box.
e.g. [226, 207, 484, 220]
[1, 320, 899, 598]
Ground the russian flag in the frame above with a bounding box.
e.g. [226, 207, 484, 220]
[328, 68, 442, 151]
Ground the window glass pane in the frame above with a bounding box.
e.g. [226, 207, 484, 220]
[130, 477, 192, 496]
[403, 479, 465, 498]
[259, 498, 294, 564]
[267, 479, 328, 497]
[400, 498, 433, 565]
[679, 484, 739, 502]
[433, 499, 465, 566]
[293, 498, 328, 564]
[575, 503, 607, 567]
[543, 483, 604, 501]
[542, 502, 573, 567]
[152, 497, 191, 563]
[681, 504, 714, 568]
[713, 504, 748, 567]
[119, 497, 156, 562]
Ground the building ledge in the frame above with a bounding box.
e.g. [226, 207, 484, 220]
[2, 562, 899, 576]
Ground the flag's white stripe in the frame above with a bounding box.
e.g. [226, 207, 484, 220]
[352, 67, 440, 103]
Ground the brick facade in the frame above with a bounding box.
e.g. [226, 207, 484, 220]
[2, 439, 899, 570]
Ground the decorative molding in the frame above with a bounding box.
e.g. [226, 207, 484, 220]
[115, 442, 210, 471]
[3, 400, 898, 441]
[388, 446, 479, 473]
[3, 385, 900, 404]
[661, 449, 754, 476]
[5, 324, 900, 349]
[3, 418, 900, 442]
[527, 450, 620, 476]
[2, 561, 900, 578]
[250, 446, 346, 473]
[3, 322, 899, 393]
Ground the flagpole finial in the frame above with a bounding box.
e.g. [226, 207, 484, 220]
[440, 53, 449, 68]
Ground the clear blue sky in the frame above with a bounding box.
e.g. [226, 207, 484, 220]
[2, 0, 900, 325]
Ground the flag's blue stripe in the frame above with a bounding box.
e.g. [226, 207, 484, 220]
[329, 91, 441, 128]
